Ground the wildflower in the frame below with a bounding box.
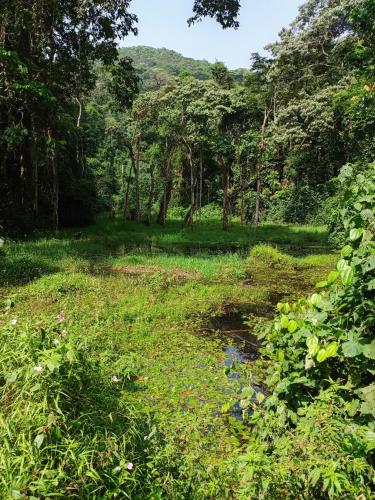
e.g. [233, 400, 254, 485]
[61, 330, 68, 337]
[53, 339, 60, 346]
[127, 462, 134, 470]
[56, 312, 65, 323]
[11, 318, 17, 325]
[111, 375, 120, 383]
[34, 365, 43, 373]
[114, 466, 122, 473]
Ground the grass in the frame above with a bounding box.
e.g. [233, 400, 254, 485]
[0, 216, 337, 497]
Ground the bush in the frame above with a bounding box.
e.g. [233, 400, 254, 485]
[239, 162, 375, 498]
[248, 244, 293, 269]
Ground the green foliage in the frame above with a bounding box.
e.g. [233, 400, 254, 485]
[248, 244, 293, 269]
[239, 162, 375, 497]
[0, 312, 151, 498]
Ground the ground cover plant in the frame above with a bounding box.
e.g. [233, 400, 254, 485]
[0, 216, 336, 498]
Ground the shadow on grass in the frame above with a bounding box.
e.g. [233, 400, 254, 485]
[0, 216, 333, 288]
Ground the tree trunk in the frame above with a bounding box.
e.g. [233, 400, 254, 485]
[253, 107, 271, 225]
[184, 145, 196, 226]
[48, 128, 59, 232]
[146, 164, 155, 225]
[124, 158, 133, 220]
[30, 112, 38, 216]
[240, 161, 245, 226]
[134, 135, 141, 223]
[157, 155, 173, 225]
[220, 156, 230, 231]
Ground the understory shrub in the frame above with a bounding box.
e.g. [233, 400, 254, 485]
[239, 162, 375, 498]
[247, 244, 293, 269]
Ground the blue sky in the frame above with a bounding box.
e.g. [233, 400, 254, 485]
[120, 0, 303, 69]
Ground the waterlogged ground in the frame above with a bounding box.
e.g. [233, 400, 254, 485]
[0, 217, 337, 495]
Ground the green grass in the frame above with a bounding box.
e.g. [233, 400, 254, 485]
[0, 216, 337, 497]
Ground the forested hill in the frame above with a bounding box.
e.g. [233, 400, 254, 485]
[118, 45, 247, 89]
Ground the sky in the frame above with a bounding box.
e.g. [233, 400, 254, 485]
[119, 0, 303, 69]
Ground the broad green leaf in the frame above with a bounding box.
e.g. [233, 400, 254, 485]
[342, 340, 363, 357]
[280, 315, 289, 329]
[287, 320, 298, 333]
[316, 280, 328, 288]
[337, 259, 349, 272]
[340, 266, 355, 286]
[316, 348, 328, 362]
[340, 245, 353, 257]
[306, 336, 319, 357]
[325, 341, 338, 358]
[310, 293, 321, 306]
[349, 227, 363, 241]
[327, 271, 339, 284]
[363, 340, 375, 360]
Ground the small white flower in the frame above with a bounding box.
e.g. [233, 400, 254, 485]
[61, 330, 67, 337]
[53, 339, 60, 346]
[34, 365, 43, 373]
[56, 312, 65, 323]
[11, 318, 17, 325]
[111, 375, 120, 383]
[114, 466, 122, 473]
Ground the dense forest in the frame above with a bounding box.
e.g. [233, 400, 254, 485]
[0, 0, 374, 498]
[1, 0, 374, 234]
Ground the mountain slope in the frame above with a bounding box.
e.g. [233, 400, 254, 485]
[118, 45, 247, 89]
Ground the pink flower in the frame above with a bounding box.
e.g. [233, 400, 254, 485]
[127, 462, 134, 470]
[56, 312, 65, 323]
[11, 318, 17, 325]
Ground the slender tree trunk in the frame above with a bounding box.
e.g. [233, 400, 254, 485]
[220, 156, 230, 231]
[184, 145, 196, 226]
[134, 135, 141, 223]
[254, 107, 271, 226]
[124, 158, 133, 220]
[240, 161, 245, 226]
[30, 112, 38, 216]
[146, 164, 155, 225]
[48, 128, 59, 231]
[157, 155, 173, 225]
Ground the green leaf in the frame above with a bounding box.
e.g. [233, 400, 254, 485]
[316, 280, 328, 288]
[340, 245, 353, 258]
[340, 266, 355, 286]
[310, 293, 321, 306]
[363, 340, 375, 360]
[327, 271, 339, 284]
[316, 348, 328, 362]
[349, 228, 363, 241]
[337, 259, 349, 272]
[287, 320, 298, 333]
[306, 336, 319, 357]
[342, 340, 363, 358]
[325, 341, 338, 358]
